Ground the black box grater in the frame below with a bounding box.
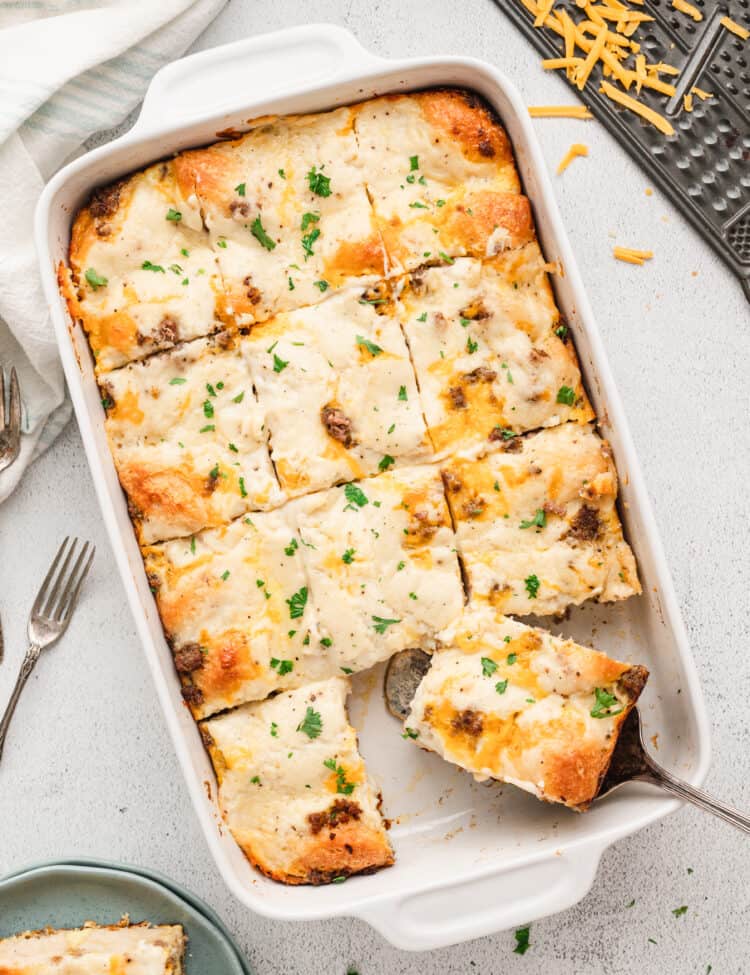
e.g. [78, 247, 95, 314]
[494, 0, 750, 299]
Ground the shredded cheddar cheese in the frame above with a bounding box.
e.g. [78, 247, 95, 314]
[528, 105, 593, 118]
[518, 0, 729, 136]
[720, 16, 749, 41]
[613, 246, 653, 265]
[556, 143, 589, 174]
[599, 81, 675, 135]
[672, 0, 703, 22]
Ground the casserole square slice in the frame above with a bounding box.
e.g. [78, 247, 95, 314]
[175, 106, 386, 325]
[201, 677, 393, 885]
[443, 422, 641, 617]
[352, 88, 530, 272]
[404, 603, 648, 809]
[63, 159, 225, 373]
[295, 466, 465, 674]
[102, 331, 282, 544]
[143, 510, 331, 719]
[399, 250, 592, 453]
[0, 922, 185, 974]
[242, 283, 431, 496]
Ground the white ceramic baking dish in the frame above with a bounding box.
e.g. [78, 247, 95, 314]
[35, 24, 710, 951]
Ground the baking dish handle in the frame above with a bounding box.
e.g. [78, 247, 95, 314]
[133, 24, 388, 136]
[357, 844, 605, 951]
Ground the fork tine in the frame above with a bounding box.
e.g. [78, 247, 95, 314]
[52, 540, 90, 621]
[42, 537, 78, 618]
[59, 544, 95, 622]
[9, 367, 21, 439]
[32, 537, 71, 618]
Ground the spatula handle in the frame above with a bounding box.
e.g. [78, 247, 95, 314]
[643, 758, 750, 835]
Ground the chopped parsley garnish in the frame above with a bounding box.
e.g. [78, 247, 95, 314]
[466, 336, 478, 354]
[216, 238, 227, 248]
[228, 442, 238, 453]
[180, 248, 189, 257]
[556, 385, 576, 406]
[320, 637, 333, 647]
[409, 201, 428, 208]
[234, 182, 246, 196]
[524, 574, 540, 599]
[202, 399, 214, 419]
[270, 658, 294, 676]
[284, 538, 299, 557]
[169, 377, 187, 385]
[306, 166, 331, 197]
[493, 426, 516, 440]
[372, 615, 400, 634]
[286, 586, 308, 620]
[314, 279, 329, 291]
[166, 207, 182, 222]
[250, 775, 261, 784]
[343, 482, 369, 508]
[590, 686, 624, 719]
[387, 423, 395, 434]
[297, 706, 322, 738]
[251, 215, 276, 250]
[397, 560, 405, 571]
[288, 276, 295, 291]
[378, 454, 395, 472]
[402, 727, 419, 739]
[273, 353, 289, 373]
[439, 251, 455, 264]
[356, 334, 383, 356]
[495, 679, 508, 695]
[481, 657, 498, 677]
[232, 391, 245, 403]
[398, 385, 408, 401]
[168, 263, 183, 275]
[221, 570, 230, 581]
[672, 906, 688, 918]
[301, 227, 321, 258]
[341, 666, 353, 674]
[323, 757, 356, 794]
[141, 260, 165, 273]
[417, 312, 427, 322]
[520, 509, 547, 530]
[209, 463, 220, 480]
[507, 652, 517, 665]
[85, 268, 108, 289]
[278, 168, 286, 179]
[270, 722, 279, 737]
[206, 382, 217, 397]
[199, 424, 215, 433]
[342, 548, 356, 564]
[190, 536, 196, 554]
[239, 477, 248, 497]
[436, 198, 446, 207]
[513, 925, 531, 955]
[409, 592, 418, 600]
[409, 155, 419, 171]
[626, 899, 636, 908]
[301, 211, 320, 231]
[555, 324, 568, 340]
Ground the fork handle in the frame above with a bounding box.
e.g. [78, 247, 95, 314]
[640, 758, 750, 835]
[0, 643, 42, 762]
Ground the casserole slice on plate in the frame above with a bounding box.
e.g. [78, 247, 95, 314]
[403, 603, 648, 809]
[0, 921, 185, 974]
[201, 677, 393, 884]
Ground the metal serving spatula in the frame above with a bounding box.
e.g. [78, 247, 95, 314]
[384, 649, 750, 833]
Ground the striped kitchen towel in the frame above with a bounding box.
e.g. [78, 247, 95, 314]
[0, 0, 226, 503]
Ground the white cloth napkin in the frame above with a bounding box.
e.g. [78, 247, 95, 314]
[0, 0, 226, 502]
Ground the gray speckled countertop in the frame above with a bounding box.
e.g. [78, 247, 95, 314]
[1, 1, 748, 972]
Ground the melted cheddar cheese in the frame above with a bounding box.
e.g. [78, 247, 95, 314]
[443, 423, 640, 616]
[103, 332, 282, 543]
[407, 603, 648, 808]
[202, 678, 393, 883]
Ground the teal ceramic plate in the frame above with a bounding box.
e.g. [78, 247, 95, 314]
[0, 859, 251, 974]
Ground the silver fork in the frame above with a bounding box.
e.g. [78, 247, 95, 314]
[0, 365, 21, 473]
[0, 537, 95, 761]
